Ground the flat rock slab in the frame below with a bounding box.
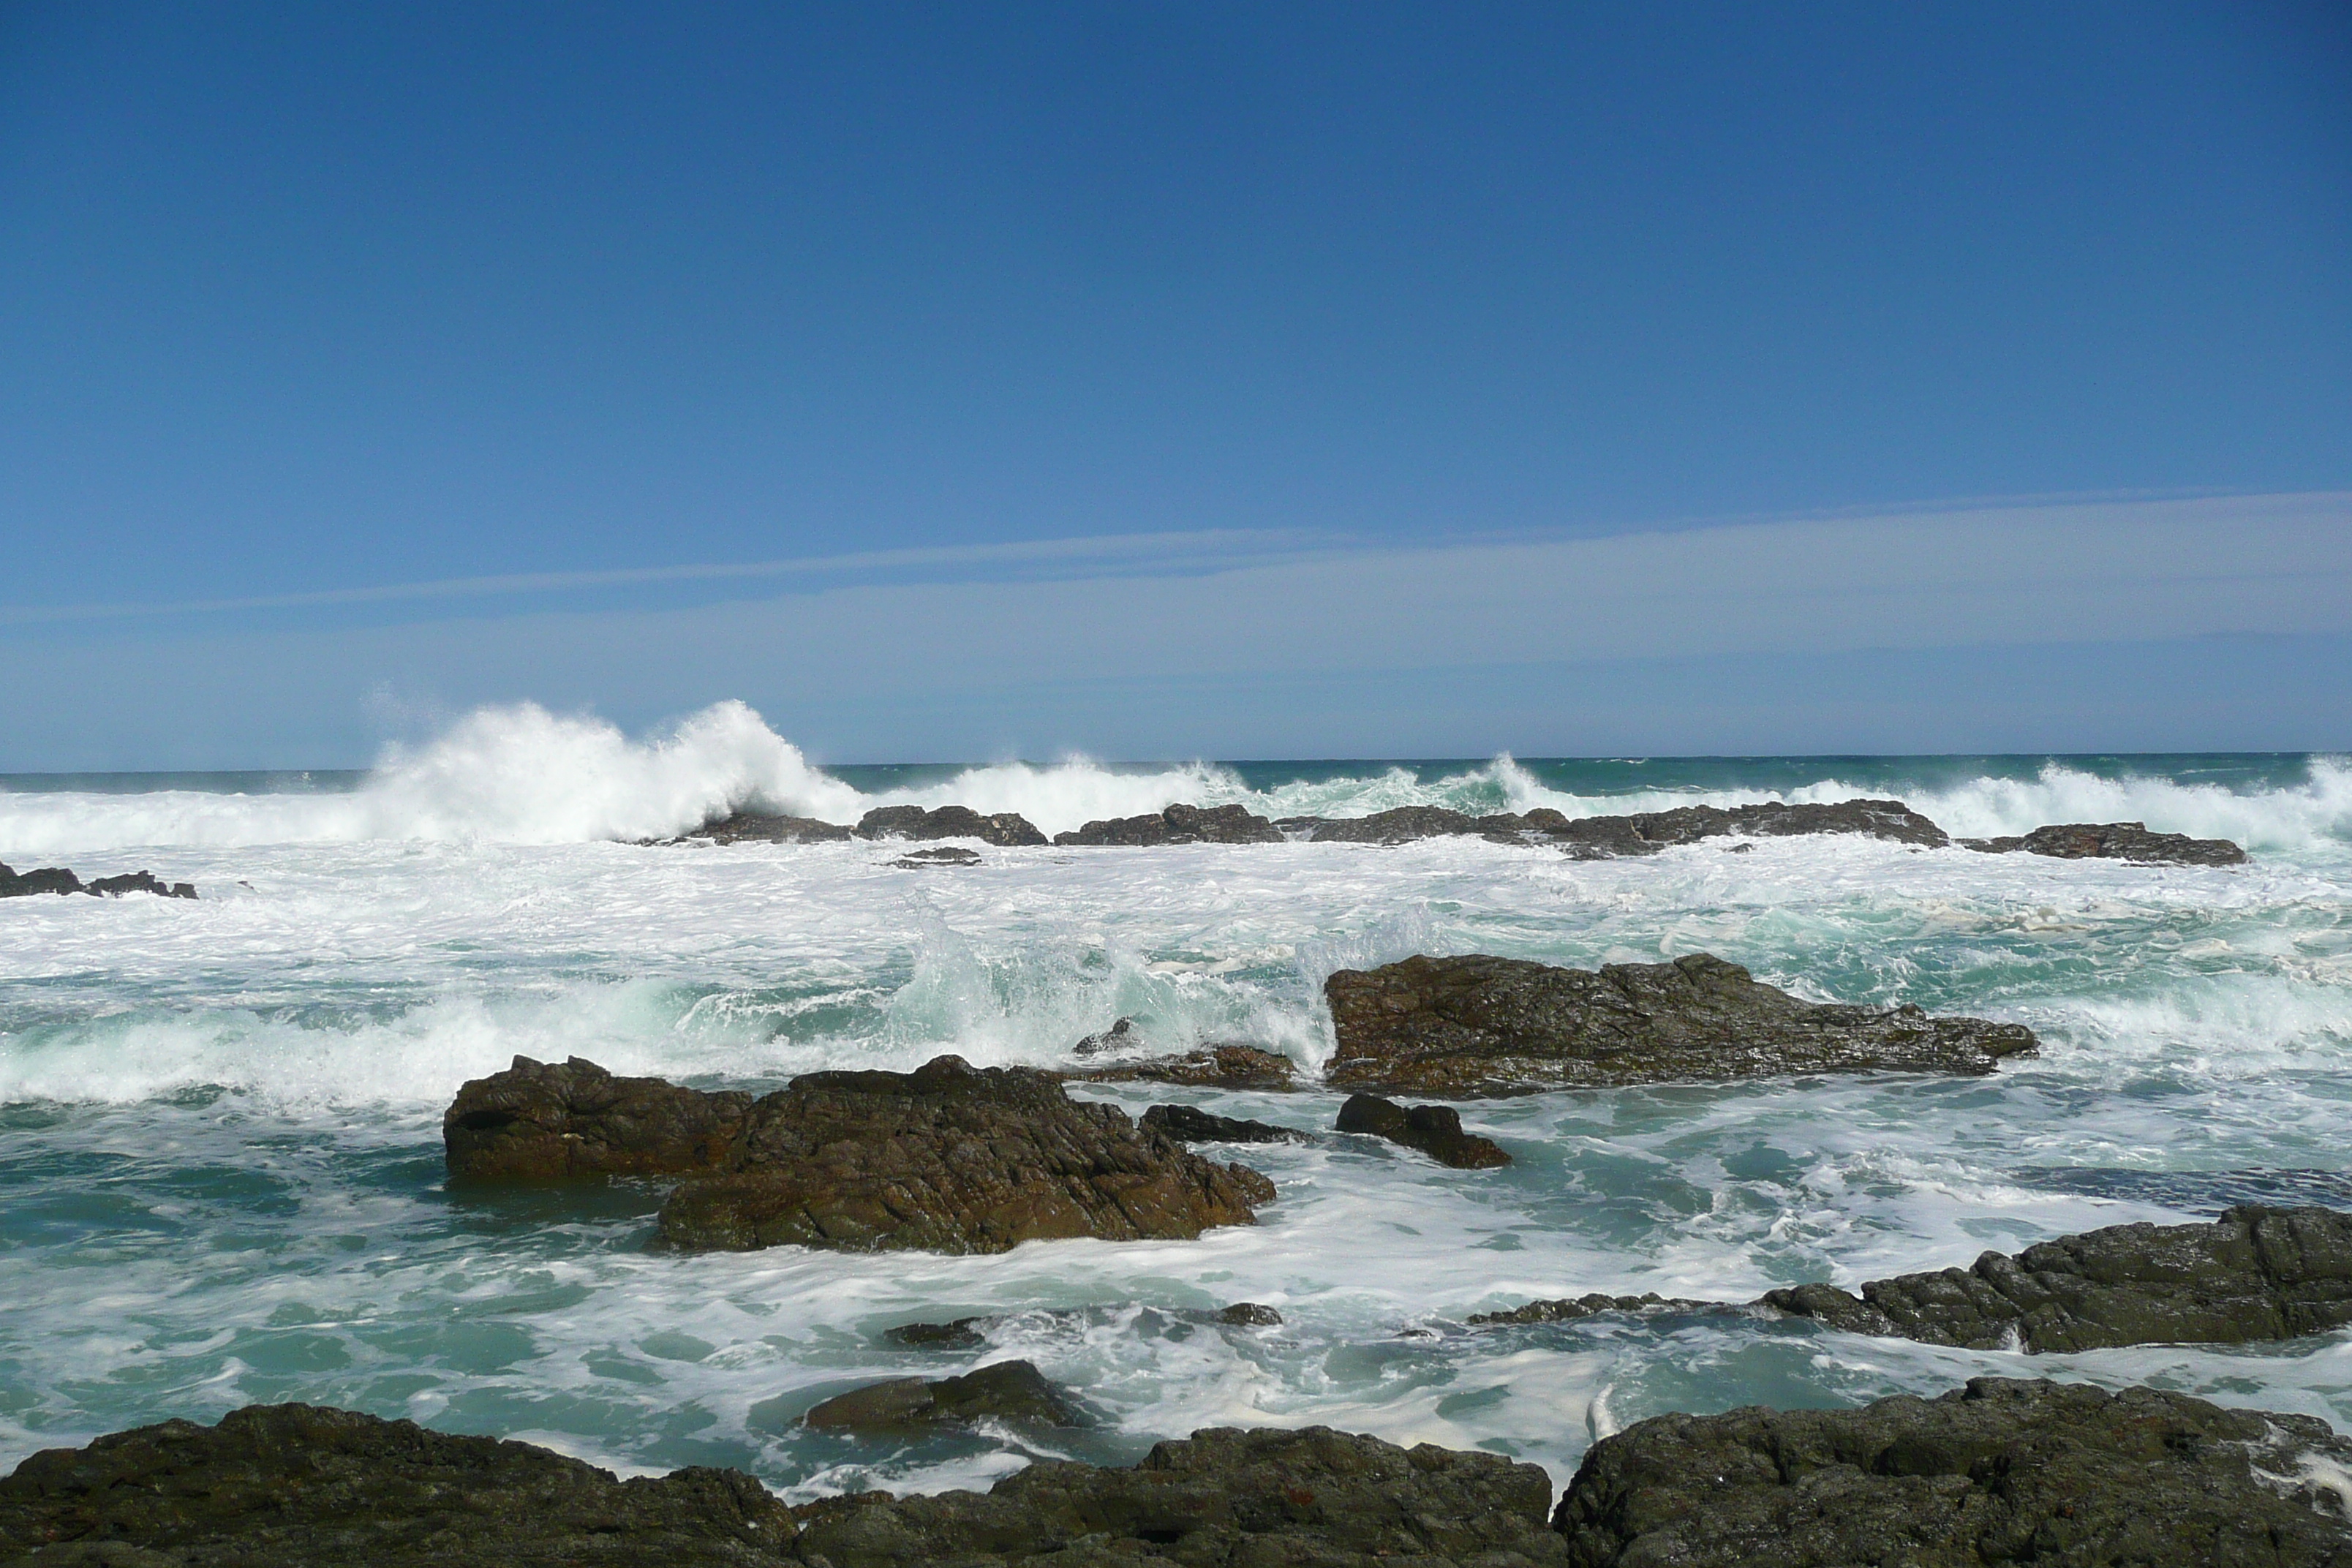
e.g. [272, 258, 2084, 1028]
[1553, 1376, 2352, 1567]
[1961, 819, 2249, 865]
[445, 1055, 755, 1182]
[653, 1055, 1275, 1254]
[0, 862, 195, 899]
[1765, 1202, 2352, 1351]
[0, 1402, 796, 1567]
[1060, 1043, 1300, 1091]
[1325, 951, 2036, 1096]
[802, 1360, 1084, 1434]
[1335, 1093, 1511, 1168]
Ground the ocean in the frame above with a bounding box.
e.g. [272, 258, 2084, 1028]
[3, 700, 2349, 1501]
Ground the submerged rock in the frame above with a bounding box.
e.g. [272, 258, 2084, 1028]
[1324, 952, 2035, 1096]
[882, 1316, 991, 1349]
[1961, 820, 2249, 865]
[1139, 1103, 1317, 1145]
[1061, 1043, 1300, 1091]
[443, 1055, 755, 1182]
[1052, 802, 1284, 845]
[653, 1055, 1274, 1254]
[1552, 1376, 2352, 1567]
[0, 1401, 798, 1567]
[854, 805, 1047, 846]
[891, 845, 981, 867]
[0, 862, 195, 899]
[1218, 1302, 1284, 1326]
[1335, 1093, 1512, 1168]
[1765, 1202, 2352, 1351]
[802, 1360, 1085, 1434]
[667, 810, 855, 844]
[1467, 1293, 1721, 1326]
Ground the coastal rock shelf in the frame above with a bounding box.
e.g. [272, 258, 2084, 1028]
[10, 1381, 2349, 1567]
[443, 1053, 1275, 1255]
[660, 796, 2251, 864]
[1324, 952, 2037, 1096]
[0, 862, 195, 900]
[1476, 1204, 2352, 1352]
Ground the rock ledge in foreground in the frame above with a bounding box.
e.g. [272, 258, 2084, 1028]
[1324, 951, 2035, 1096]
[1553, 1376, 2352, 1567]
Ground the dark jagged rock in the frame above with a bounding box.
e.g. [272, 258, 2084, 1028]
[1272, 798, 1948, 856]
[1305, 805, 1482, 843]
[1325, 952, 2036, 1096]
[0, 862, 195, 900]
[668, 810, 855, 844]
[1071, 1016, 1137, 1055]
[854, 805, 1047, 847]
[802, 1360, 1085, 1434]
[1335, 1093, 1512, 1168]
[883, 1316, 991, 1349]
[792, 1423, 1568, 1567]
[891, 845, 981, 867]
[1062, 1043, 1300, 1091]
[653, 1055, 1275, 1254]
[0, 1401, 799, 1567]
[1218, 1302, 1284, 1326]
[1052, 802, 1284, 846]
[443, 1055, 755, 1182]
[1140, 1103, 1317, 1145]
[1765, 1203, 2352, 1352]
[1551, 1376, 2352, 1567]
[1467, 1292, 1722, 1326]
[1961, 820, 2250, 866]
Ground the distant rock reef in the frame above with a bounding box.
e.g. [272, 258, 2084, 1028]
[0, 862, 195, 900]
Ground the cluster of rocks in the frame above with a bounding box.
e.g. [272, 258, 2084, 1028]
[443, 1052, 1274, 1254]
[10, 1378, 2350, 1566]
[1959, 819, 2250, 865]
[0, 862, 195, 900]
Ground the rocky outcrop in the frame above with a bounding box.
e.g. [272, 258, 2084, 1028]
[668, 810, 855, 844]
[1053, 803, 1284, 845]
[802, 1360, 1084, 1434]
[0, 1401, 798, 1567]
[891, 845, 981, 867]
[1335, 1093, 1511, 1168]
[1467, 1293, 1720, 1326]
[1273, 798, 1950, 856]
[1961, 820, 2249, 866]
[0, 862, 195, 899]
[1765, 1203, 2352, 1352]
[1325, 952, 2035, 1096]
[1061, 1043, 1300, 1091]
[443, 1055, 754, 1182]
[1139, 1103, 1317, 1145]
[1553, 1376, 2352, 1567]
[855, 805, 1047, 846]
[652, 1055, 1274, 1254]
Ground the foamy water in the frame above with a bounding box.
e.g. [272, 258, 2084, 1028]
[3, 704, 2349, 1497]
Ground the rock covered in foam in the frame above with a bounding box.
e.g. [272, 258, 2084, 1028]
[0, 862, 195, 899]
[1552, 1376, 2352, 1567]
[1335, 1093, 1512, 1168]
[663, 810, 855, 844]
[1324, 952, 2035, 1096]
[1961, 819, 2250, 865]
[1765, 1202, 2352, 1351]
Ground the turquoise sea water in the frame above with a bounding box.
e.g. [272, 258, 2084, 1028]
[3, 704, 2348, 1499]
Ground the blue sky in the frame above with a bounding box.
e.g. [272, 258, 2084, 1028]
[2, 2, 2348, 766]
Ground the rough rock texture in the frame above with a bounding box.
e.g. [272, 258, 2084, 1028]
[1062, 1044, 1299, 1091]
[802, 1361, 1084, 1434]
[443, 1055, 754, 1182]
[1053, 803, 1284, 846]
[1961, 820, 2249, 866]
[1273, 798, 1948, 856]
[855, 805, 1047, 846]
[1139, 1103, 1317, 1145]
[1071, 1017, 1139, 1055]
[1552, 1376, 2352, 1567]
[792, 1424, 1569, 1568]
[0, 862, 195, 900]
[654, 1055, 1275, 1254]
[669, 811, 855, 844]
[883, 1317, 992, 1349]
[1467, 1293, 1719, 1326]
[1765, 1203, 2352, 1352]
[0, 1402, 799, 1567]
[1325, 952, 2037, 1096]
[1218, 1303, 1284, 1326]
[1335, 1093, 1512, 1168]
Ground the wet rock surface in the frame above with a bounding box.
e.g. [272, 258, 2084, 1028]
[1139, 1103, 1318, 1145]
[891, 845, 981, 867]
[1961, 819, 2250, 865]
[1467, 1293, 1720, 1326]
[854, 805, 1047, 846]
[443, 1055, 755, 1182]
[1335, 1093, 1512, 1168]
[802, 1360, 1084, 1434]
[1325, 952, 2037, 1096]
[0, 862, 195, 900]
[1273, 797, 1950, 855]
[1053, 803, 1284, 845]
[651, 1055, 1275, 1254]
[1552, 1376, 2352, 1567]
[666, 811, 855, 844]
[0, 1402, 798, 1567]
[1061, 1043, 1299, 1091]
[1765, 1202, 2352, 1351]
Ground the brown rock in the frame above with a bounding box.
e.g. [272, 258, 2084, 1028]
[802, 1360, 1084, 1434]
[1140, 1103, 1317, 1145]
[1961, 820, 2249, 865]
[1335, 1093, 1511, 1168]
[442, 1055, 754, 1182]
[1062, 1043, 1299, 1091]
[1324, 952, 2035, 1096]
